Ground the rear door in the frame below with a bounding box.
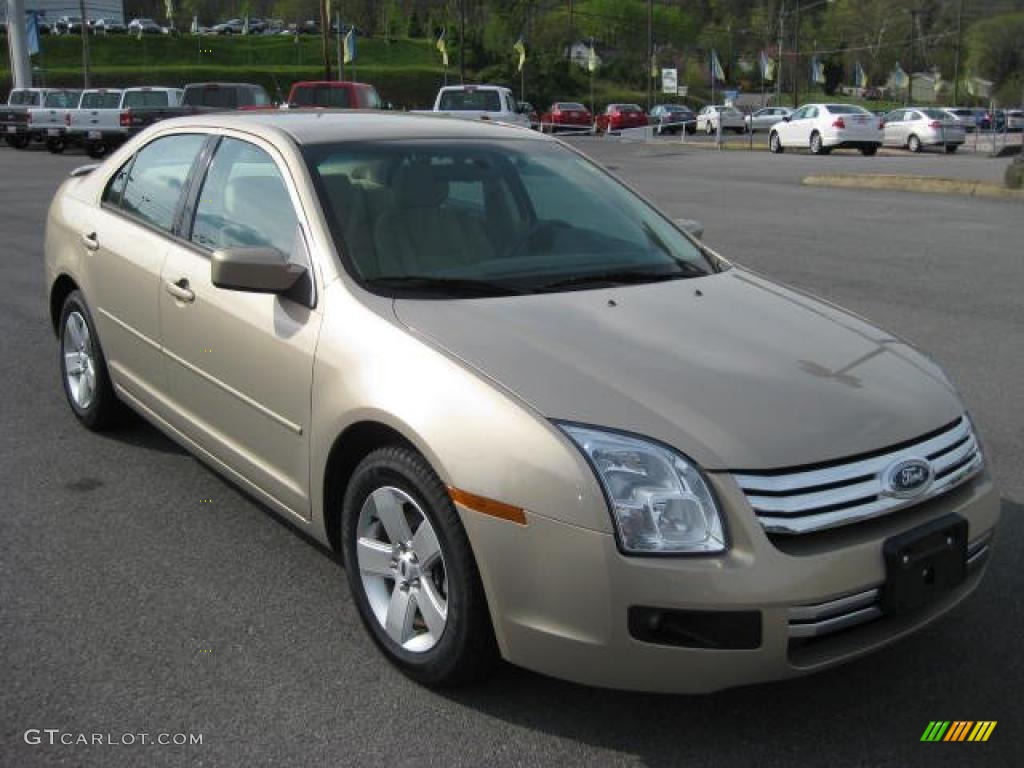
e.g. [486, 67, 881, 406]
[86, 133, 207, 411]
[158, 134, 321, 518]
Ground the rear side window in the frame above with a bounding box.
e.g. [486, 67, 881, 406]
[123, 90, 170, 108]
[439, 90, 502, 112]
[119, 134, 206, 232]
[190, 138, 300, 257]
[81, 92, 122, 109]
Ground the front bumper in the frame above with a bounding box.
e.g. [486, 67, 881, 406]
[458, 470, 999, 693]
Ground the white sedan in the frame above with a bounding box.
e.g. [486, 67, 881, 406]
[695, 105, 746, 135]
[769, 103, 883, 155]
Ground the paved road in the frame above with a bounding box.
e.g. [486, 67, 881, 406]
[1, 143, 1021, 768]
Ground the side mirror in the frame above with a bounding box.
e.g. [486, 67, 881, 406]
[782, 115, 791, 122]
[211, 247, 306, 294]
[674, 218, 704, 240]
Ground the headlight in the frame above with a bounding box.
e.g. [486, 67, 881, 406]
[560, 424, 726, 554]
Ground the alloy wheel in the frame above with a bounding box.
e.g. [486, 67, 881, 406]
[356, 486, 448, 653]
[63, 311, 97, 410]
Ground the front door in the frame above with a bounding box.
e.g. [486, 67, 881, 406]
[158, 135, 322, 519]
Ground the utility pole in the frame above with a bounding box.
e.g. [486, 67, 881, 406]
[907, 8, 918, 106]
[78, 0, 90, 88]
[646, 0, 653, 110]
[319, 0, 332, 80]
[793, 2, 800, 107]
[777, 2, 784, 106]
[952, 0, 963, 104]
[7, 0, 32, 88]
[459, 0, 466, 84]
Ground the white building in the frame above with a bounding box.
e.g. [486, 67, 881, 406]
[1, 1, 125, 24]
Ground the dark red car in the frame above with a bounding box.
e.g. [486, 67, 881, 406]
[539, 101, 594, 133]
[595, 103, 648, 134]
[287, 81, 382, 110]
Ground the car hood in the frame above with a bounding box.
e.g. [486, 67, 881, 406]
[393, 269, 963, 470]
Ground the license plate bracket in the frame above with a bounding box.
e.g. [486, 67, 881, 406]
[881, 514, 967, 616]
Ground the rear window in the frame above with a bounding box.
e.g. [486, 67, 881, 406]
[9, 91, 40, 106]
[949, 109, 973, 117]
[123, 90, 170, 108]
[827, 105, 871, 115]
[439, 90, 502, 112]
[293, 86, 352, 108]
[556, 102, 585, 111]
[44, 91, 80, 108]
[81, 92, 123, 109]
[619, 104, 642, 113]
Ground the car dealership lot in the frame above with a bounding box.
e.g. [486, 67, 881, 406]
[1, 144, 1020, 767]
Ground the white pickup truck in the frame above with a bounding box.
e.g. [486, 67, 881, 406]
[65, 86, 187, 157]
[2, 88, 81, 150]
[416, 85, 531, 127]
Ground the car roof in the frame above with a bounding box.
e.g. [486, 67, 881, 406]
[151, 110, 543, 144]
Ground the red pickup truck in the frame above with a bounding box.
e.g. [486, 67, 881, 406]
[286, 81, 381, 109]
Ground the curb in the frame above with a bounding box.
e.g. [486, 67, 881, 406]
[802, 173, 1024, 201]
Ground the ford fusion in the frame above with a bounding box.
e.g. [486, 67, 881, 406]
[44, 112, 998, 692]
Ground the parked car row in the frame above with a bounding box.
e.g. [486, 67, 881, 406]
[1, 83, 273, 157]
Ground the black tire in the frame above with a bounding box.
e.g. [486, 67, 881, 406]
[907, 134, 922, 153]
[860, 145, 879, 156]
[46, 138, 65, 154]
[341, 446, 499, 687]
[705, 122, 715, 136]
[58, 290, 123, 431]
[945, 144, 958, 154]
[685, 124, 696, 135]
[10, 134, 30, 149]
[769, 131, 784, 154]
[809, 131, 828, 155]
[85, 141, 108, 159]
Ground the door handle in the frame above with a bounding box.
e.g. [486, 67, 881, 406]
[165, 278, 195, 304]
[81, 232, 99, 251]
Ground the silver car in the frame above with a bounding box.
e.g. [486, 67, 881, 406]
[940, 107, 977, 133]
[744, 107, 793, 133]
[883, 108, 965, 153]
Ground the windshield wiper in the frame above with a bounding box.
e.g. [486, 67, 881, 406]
[364, 275, 525, 297]
[534, 267, 702, 293]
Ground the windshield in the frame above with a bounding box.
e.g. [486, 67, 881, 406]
[294, 86, 351, 108]
[123, 90, 170, 108]
[439, 90, 502, 112]
[44, 91, 80, 108]
[9, 91, 40, 106]
[556, 102, 585, 111]
[82, 92, 122, 109]
[306, 140, 715, 298]
[827, 105, 871, 115]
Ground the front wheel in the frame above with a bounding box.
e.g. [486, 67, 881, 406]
[85, 141, 108, 159]
[907, 134, 922, 153]
[769, 131, 784, 153]
[860, 145, 879, 156]
[341, 446, 499, 687]
[945, 144, 959, 154]
[59, 290, 123, 430]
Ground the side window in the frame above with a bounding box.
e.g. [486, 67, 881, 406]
[102, 160, 132, 207]
[119, 134, 206, 232]
[191, 138, 301, 259]
[806, 107, 818, 119]
[790, 107, 806, 120]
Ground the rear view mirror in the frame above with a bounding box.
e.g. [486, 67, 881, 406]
[675, 218, 704, 240]
[211, 247, 306, 294]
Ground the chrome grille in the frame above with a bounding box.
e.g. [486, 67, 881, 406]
[734, 416, 983, 535]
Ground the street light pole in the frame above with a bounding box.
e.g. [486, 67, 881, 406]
[459, 0, 466, 84]
[6, 0, 32, 88]
[793, 1, 800, 108]
[646, 0, 653, 111]
[78, 0, 90, 88]
[777, 1, 784, 106]
[319, 0, 331, 80]
[952, 0, 963, 104]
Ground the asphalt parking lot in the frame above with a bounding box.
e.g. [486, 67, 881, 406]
[1, 141, 1021, 768]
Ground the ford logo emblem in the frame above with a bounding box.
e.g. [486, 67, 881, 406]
[883, 458, 933, 498]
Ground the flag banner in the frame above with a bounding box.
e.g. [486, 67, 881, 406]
[513, 37, 526, 72]
[711, 49, 725, 83]
[588, 44, 599, 73]
[760, 51, 775, 81]
[436, 30, 448, 68]
[26, 11, 40, 55]
[854, 61, 868, 88]
[811, 56, 825, 84]
[892, 63, 908, 89]
[190, 15, 198, 35]
[650, 55, 658, 78]
[165, 0, 175, 24]
[344, 28, 357, 64]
